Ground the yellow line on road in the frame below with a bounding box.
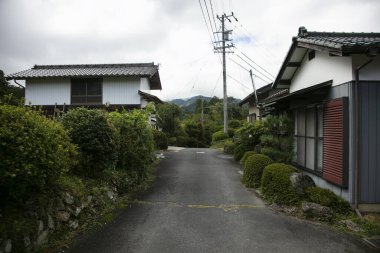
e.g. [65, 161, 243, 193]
[132, 200, 264, 212]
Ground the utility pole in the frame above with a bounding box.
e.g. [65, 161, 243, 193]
[215, 13, 237, 134]
[249, 69, 259, 106]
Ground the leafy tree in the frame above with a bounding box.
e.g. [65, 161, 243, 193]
[156, 103, 182, 137]
[0, 70, 24, 105]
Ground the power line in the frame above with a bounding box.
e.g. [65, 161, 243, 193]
[235, 54, 273, 82]
[234, 46, 275, 78]
[209, 0, 219, 40]
[226, 74, 251, 91]
[229, 57, 270, 84]
[210, 70, 222, 97]
[203, 0, 218, 43]
[198, 0, 215, 49]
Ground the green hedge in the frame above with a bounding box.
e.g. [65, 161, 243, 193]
[261, 163, 299, 205]
[242, 154, 273, 188]
[212, 130, 228, 143]
[306, 187, 351, 214]
[233, 144, 248, 161]
[0, 105, 76, 202]
[62, 108, 118, 177]
[108, 110, 154, 180]
[240, 151, 256, 166]
[223, 139, 235, 154]
[153, 129, 168, 150]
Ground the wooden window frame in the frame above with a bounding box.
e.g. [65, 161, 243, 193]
[293, 105, 324, 176]
[71, 78, 103, 105]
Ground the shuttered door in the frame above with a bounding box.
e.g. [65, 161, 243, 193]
[322, 97, 348, 187]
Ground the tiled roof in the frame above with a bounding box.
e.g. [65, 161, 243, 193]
[6, 63, 159, 79]
[296, 27, 380, 54]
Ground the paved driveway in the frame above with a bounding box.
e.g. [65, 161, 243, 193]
[66, 148, 375, 253]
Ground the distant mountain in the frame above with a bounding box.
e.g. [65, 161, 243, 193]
[168, 95, 241, 113]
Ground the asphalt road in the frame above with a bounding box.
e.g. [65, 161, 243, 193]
[66, 148, 376, 253]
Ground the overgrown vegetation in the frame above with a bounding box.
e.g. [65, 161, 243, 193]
[0, 105, 76, 204]
[0, 96, 161, 252]
[62, 108, 118, 177]
[157, 96, 248, 148]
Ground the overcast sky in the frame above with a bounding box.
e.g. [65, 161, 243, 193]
[0, 0, 379, 100]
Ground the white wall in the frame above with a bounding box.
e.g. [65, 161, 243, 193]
[103, 77, 140, 105]
[140, 77, 150, 91]
[290, 50, 353, 93]
[25, 78, 70, 105]
[352, 54, 380, 80]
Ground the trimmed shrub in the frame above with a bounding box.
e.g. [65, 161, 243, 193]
[233, 144, 248, 161]
[227, 128, 235, 138]
[108, 110, 154, 180]
[212, 130, 228, 143]
[306, 187, 351, 214]
[260, 147, 288, 163]
[153, 129, 168, 150]
[242, 154, 273, 188]
[228, 119, 241, 129]
[240, 151, 256, 165]
[223, 139, 235, 154]
[62, 108, 118, 177]
[261, 163, 299, 205]
[0, 105, 76, 202]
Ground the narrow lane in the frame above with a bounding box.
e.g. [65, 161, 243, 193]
[66, 148, 375, 253]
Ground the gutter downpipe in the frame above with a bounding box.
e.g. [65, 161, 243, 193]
[354, 55, 376, 214]
[13, 79, 25, 89]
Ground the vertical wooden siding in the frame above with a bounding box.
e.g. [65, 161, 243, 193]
[359, 82, 380, 203]
[323, 97, 348, 187]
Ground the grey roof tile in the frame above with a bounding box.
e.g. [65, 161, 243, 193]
[296, 27, 380, 53]
[6, 63, 159, 79]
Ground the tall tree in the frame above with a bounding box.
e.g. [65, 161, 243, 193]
[0, 70, 24, 105]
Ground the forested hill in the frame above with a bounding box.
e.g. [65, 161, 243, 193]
[168, 95, 241, 113]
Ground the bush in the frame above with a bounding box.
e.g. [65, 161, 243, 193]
[0, 105, 76, 203]
[227, 128, 235, 138]
[234, 121, 265, 155]
[306, 187, 351, 214]
[228, 119, 241, 129]
[242, 154, 273, 188]
[261, 163, 299, 205]
[108, 110, 154, 180]
[223, 139, 235, 154]
[240, 151, 256, 165]
[233, 144, 248, 161]
[212, 130, 228, 143]
[153, 129, 168, 150]
[62, 108, 118, 177]
[260, 147, 288, 163]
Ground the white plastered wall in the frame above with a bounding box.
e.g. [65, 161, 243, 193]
[290, 50, 353, 93]
[25, 78, 70, 105]
[103, 77, 140, 105]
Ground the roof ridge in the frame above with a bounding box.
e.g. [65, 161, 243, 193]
[298, 26, 380, 38]
[33, 63, 156, 69]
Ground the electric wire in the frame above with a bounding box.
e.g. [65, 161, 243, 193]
[234, 46, 275, 78]
[203, 0, 218, 44]
[210, 70, 223, 97]
[229, 57, 270, 84]
[235, 54, 273, 82]
[198, 0, 215, 49]
[226, 74, 251, 91]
